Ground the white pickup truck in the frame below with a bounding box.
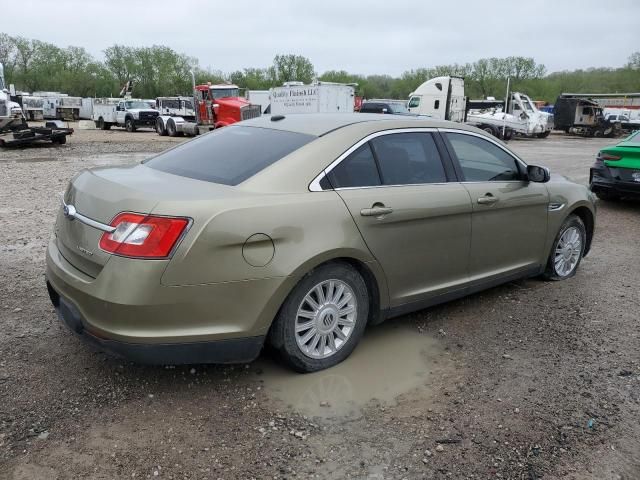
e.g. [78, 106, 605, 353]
[92, 98, 159, 132]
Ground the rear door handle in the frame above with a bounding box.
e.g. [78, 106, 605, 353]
[360, 206, 393, 217]
[477, 194, 499, 205]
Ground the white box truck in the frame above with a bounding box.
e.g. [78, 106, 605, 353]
[245, 90, 271, 114]
[269, 82, 355, 115]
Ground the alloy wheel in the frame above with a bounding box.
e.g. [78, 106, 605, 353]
[554, 226, 583, 277]
[295, 279, 357, 359]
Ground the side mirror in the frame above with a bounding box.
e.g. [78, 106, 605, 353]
[527, 164, 550, 183]
[116, 106, 121, 111]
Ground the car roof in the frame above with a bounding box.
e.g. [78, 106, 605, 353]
[239, 113, 472, 137]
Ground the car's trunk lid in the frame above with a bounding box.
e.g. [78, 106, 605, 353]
[55, 163, 236, 278]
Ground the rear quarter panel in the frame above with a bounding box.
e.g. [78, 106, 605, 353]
[157, 190, 387, 300]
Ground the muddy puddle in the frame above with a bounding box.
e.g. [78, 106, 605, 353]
[256, 322, 446, 419]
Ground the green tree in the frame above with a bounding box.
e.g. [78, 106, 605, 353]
[269, 54, 315, 84]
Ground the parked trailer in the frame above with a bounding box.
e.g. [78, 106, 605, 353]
[0, 63, 73, 147]
[269, 82, 355, 115]
[79, 98, 93, 120]
[10, 95, 45, 121]
[57, 96, 82, 121]
[33, 92, 67, 119]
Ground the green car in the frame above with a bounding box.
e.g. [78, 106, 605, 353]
[590, 130, 640, 200]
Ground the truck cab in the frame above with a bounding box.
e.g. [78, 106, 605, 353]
[115, 100, 159, 132]
[195, 84, 260, 128]
[407, 76, 466, 122]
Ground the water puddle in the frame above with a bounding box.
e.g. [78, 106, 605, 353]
[256, 321, 446, 419]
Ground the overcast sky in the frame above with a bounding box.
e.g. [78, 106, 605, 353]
[6, 0, 639, 76]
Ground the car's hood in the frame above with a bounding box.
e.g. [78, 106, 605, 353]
[216, 97, 250, 108]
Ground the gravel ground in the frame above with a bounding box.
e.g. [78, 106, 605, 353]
[0, 126, 638, 479]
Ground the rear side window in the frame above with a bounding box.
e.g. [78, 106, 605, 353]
[328, 144, 381, 188]
[145, 126, 315, 185]
[370, 133, 447, 185]
[445, 132, 521, 182]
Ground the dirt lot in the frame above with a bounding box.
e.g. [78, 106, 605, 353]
[0, 125, 638, 479]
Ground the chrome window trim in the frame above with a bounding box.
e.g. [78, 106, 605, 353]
[308, 127, 440, 192]
[437, 127, 529, 178]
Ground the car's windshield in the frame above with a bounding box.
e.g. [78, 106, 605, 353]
[211, 88, 240, 99]
[145, 126, 315, 185]
[125, 101, 152, 109]
[389, 102, 409, 113]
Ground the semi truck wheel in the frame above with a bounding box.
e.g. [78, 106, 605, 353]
[156, 118, 167, 136]
[97, 117, 105, 130]
[166, 119, 178, 137]
[537, 131, 551, 138]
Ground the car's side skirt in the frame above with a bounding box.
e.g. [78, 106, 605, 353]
[383, 265, 543, 320]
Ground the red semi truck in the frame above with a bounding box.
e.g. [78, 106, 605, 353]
[156, 82, 261, 136]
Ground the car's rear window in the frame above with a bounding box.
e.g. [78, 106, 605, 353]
[145, 126, 315, 185]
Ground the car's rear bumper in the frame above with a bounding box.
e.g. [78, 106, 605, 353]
[590, 163, 640, 198]
[47, 279, 265, 365]
[45, 237, 290, 364]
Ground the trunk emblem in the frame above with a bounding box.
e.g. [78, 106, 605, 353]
[77, 245, 94, 256]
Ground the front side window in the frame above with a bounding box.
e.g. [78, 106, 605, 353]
[327, 143, 381, 188]
[146, 126, 315, 186]
[408, 96, 420, 108]
[370, 133, 447, 185]
[445, 132, 521, 182]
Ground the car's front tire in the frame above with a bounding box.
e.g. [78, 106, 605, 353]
[543, 214, 586, 281]
[269, 262, 369, 372]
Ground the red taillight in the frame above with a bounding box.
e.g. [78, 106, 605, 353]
[599, 152, 622, 161]
[99, 213, 189, 259]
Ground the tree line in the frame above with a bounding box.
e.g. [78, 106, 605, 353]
[1, 33, 638, 103]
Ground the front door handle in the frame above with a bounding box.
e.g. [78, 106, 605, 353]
[360, 205, 393, 217]
[477, 194, 499, 205]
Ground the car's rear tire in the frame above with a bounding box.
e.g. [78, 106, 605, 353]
[543, 214, 586, 281]
[269, 262, 369, 372]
